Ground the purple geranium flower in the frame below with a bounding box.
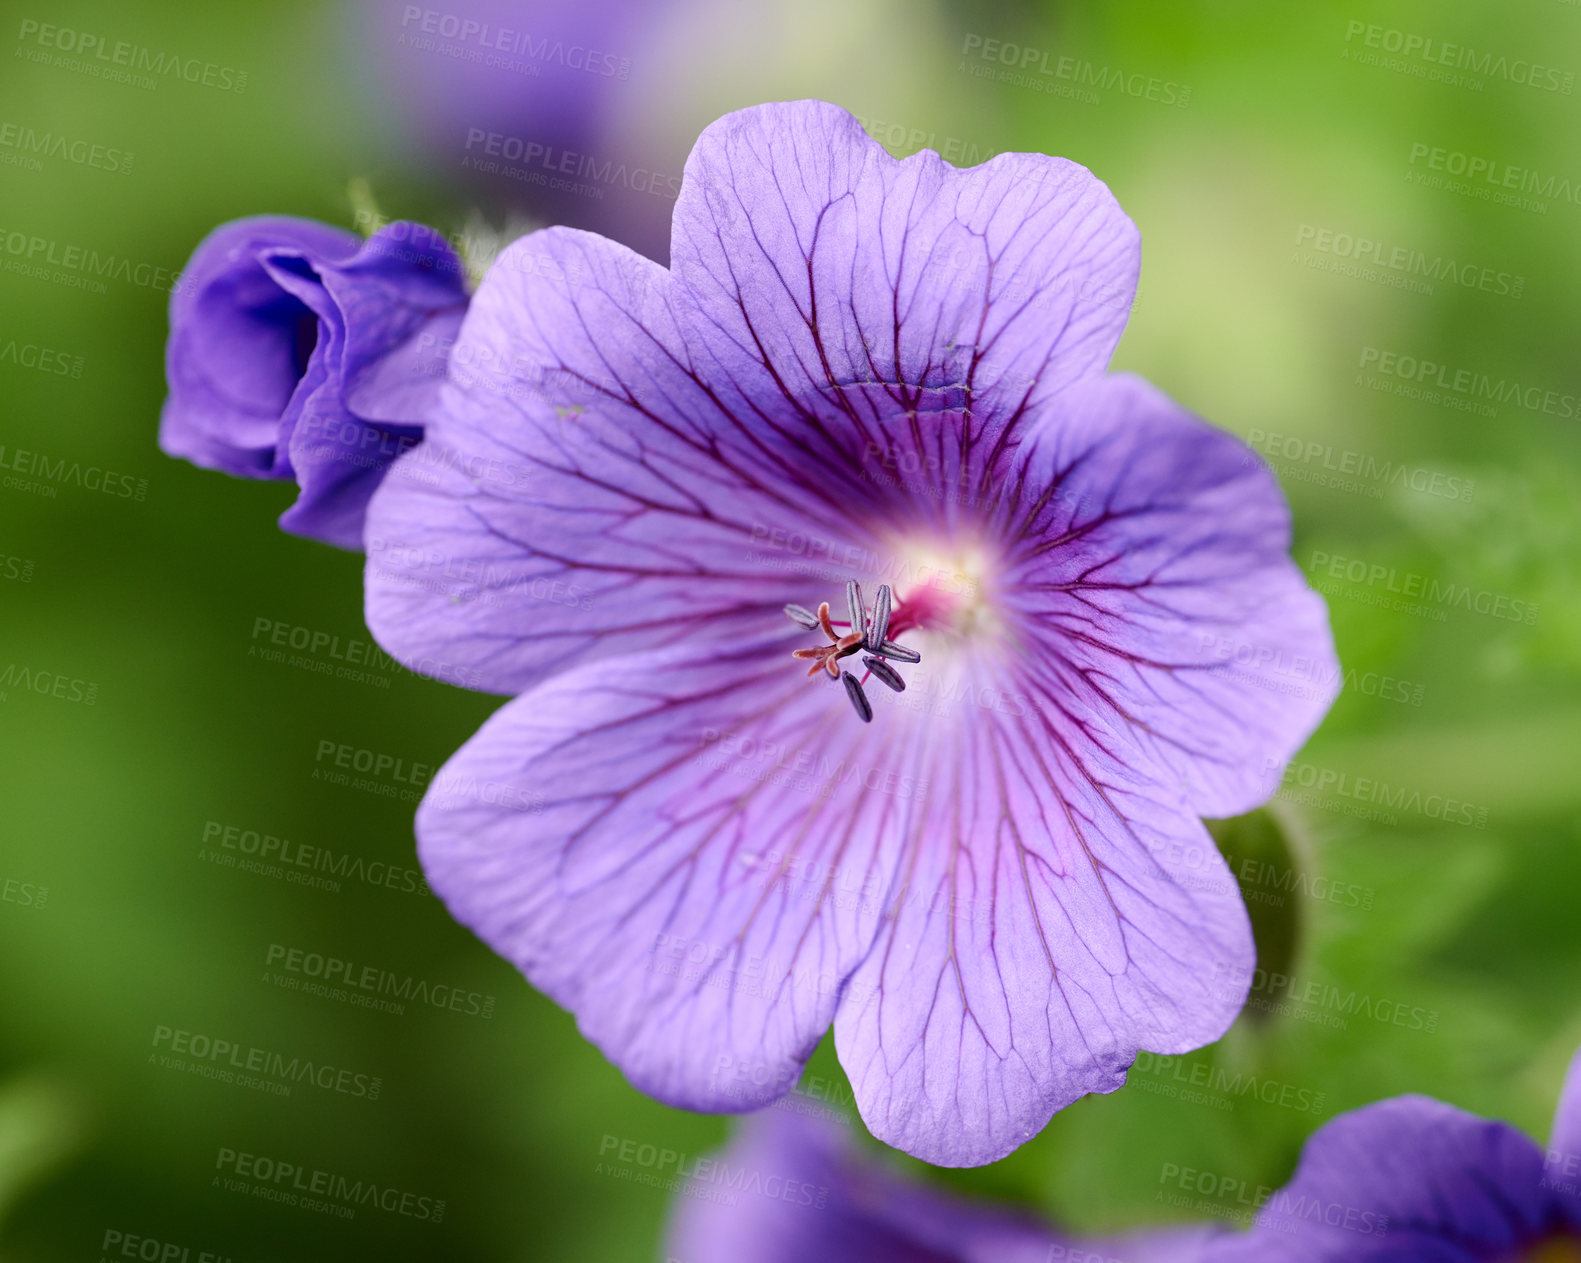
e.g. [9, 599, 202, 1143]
[160, 216, 468, 549]
[363, 100, 1337, 1165]
[664, 1108, 1221, 1263]
[1204, 1046, 1581, 1261]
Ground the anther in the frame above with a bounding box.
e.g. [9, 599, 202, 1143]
[866, 585, 891, 652]
[877, 639, 921, 664]
[789, 582, 919, 722]
[841, 671, 873, 723]
[845, 580, 865, 638]
[861, 655, 906, 692]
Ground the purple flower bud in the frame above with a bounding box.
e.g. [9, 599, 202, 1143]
[159, 216, 468, 549]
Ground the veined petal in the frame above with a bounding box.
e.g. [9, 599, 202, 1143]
[671, 100, 1139, 457]
[994, 373, 1337, 818]
[363, 226, 897, 693]
[1207, 1097, 1578, 1261]
[833, 655, 1252, 1167]
[414, 639, 921, 1111]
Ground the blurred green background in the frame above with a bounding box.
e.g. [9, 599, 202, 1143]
[2, 0, 1579, 1258]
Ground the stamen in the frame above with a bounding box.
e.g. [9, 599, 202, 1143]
[841, 671, 873, 723]
[866, 585, 891, 652]
[861, 655, 906, 692]
[788, 582, 920, 722]
[784, 603, 820, 630]
[878, 639, 921, 664]
[845, 580, 865, 639]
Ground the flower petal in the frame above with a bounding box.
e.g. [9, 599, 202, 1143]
[671, 100, 1138, 440]
[996, 373, 1337, 817]
[1551, 1045, 1581, 1213]
[279, 226, 466, 549]
[665, 1109, 1223, 1263]
[833, 656, 1253, 1167]
[363, 226, 897, 693]
[317, 225, 469, 425]
[1208, 1096, 1578, 1260]
[414, 638, 921, 1111]
[160, 216, 360, 476]
[664, 1110, 1061, 1263]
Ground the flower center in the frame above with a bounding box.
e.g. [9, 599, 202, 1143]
[786, 581, 922, 724]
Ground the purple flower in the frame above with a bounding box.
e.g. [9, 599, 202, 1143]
[664, 1108, 1222, 1263]
[1203, 1047, 1581, 1260]
[351, 0, 676, 260]
[363, 100, 1337, 1165]
[159, 216, 469, 549]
